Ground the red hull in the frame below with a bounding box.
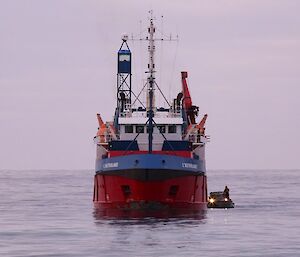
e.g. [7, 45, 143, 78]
[93, 174, 208, 211]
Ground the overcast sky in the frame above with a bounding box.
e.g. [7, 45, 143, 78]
[0, 0, 299, 170]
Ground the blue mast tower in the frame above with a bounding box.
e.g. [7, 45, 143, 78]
[117, 35, 132, 113]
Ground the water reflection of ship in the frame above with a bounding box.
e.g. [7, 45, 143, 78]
[93, 13, 209, 213]
[93, 208, 207, 220]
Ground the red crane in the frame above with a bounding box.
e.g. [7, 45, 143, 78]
[181, 71, 199, 125]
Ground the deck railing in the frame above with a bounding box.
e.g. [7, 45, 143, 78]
[187, 134, 210, 144]
[94, 134, 118, 144]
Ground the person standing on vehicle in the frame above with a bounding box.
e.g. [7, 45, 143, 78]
[223, 186, 230, 199]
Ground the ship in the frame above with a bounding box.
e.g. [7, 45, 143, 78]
[93, 15, 209, 214]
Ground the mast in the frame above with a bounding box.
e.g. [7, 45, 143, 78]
[147, 11, 156, 153]
[117, 36, 132, 114]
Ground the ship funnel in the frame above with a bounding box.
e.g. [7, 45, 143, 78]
[176, 92, 183, 105]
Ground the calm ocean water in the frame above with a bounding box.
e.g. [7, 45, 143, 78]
[0, 169, 299, 257]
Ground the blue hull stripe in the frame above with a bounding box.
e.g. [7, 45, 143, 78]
[96, 154, 205, 174]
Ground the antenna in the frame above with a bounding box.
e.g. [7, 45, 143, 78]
[129, 12, 178, 110]
[126, 11, 179, 153]
[147, 13, 155, 153]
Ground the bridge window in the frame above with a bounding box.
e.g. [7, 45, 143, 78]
[168, 125, 177, 133]
[125, 125, 133, 133]
[136, 125, 145, 133]
[119, 55, 130, 62]
[157, 125, 166, 133]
